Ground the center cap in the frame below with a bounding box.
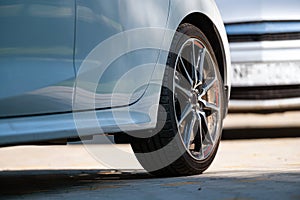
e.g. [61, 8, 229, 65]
[191, 92, 198, 105]
[191, 90, 199, 106]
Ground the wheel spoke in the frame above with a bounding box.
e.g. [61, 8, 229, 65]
[174, 82, 191, 98]
[205, 130, 214, 145]
[198, 111, 214, 145]
[191, 42, 198, 85]
[179, 56, 193, 85]
[178, 104, 193, 126]
[198, 111, 208, 131]
[184, 113, 197, 147]
[197, 48, 206, 86]
[203, 77, 217, 93]
[198, 77, 218, 100]
[196, 112, 204, 159]
[202, 100, 220, 114]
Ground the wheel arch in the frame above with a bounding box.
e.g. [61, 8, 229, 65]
[181, 13, 227, 85]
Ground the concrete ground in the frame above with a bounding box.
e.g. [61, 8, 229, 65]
[0, 137, 299, 200]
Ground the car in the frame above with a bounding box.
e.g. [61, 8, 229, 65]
[0, 0, 231, 176]
[216, 0, 300, 112]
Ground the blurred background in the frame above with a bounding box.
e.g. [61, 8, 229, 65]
[216, 0, 300, 139]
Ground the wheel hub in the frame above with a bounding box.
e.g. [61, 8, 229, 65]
[190, 91, 197, 105]
[190, 88, 202, 110]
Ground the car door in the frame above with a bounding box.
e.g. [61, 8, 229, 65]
[0, 0, 76, 118]
[74, 0, 170, 110]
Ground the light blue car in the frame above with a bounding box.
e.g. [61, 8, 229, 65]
[0, 0, 231, 176]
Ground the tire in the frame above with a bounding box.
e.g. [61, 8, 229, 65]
[130, 23, 225, 177]
[114, 133, 130, 144]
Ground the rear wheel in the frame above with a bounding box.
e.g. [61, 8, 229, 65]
[130, 23, 225, 176]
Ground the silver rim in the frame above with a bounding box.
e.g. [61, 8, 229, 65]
[173, 38, 222, 161]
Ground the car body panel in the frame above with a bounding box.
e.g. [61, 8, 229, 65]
[0, 0, 230, 146]
[0, 0, 76, 118]
[74, 0, 170, 109]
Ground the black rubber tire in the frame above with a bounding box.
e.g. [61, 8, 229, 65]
[130, 23, 225, 177]
[114, 133, 130, 144]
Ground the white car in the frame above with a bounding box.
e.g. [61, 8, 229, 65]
[216, 0, 300, 112]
